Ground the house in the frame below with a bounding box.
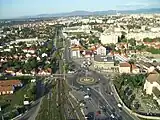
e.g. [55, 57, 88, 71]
[0, 80, 23, 95]
[0, 86, 14, 95]
[70, 39, 80, 46]
[96, 45, 106, 56]
[16, 70, 23, 76]
[0, 80, 23, 87]
[26, 53, 31, 58]
[119, 62, 131, 73]
[5, 68, 15, 74]
[144, 72, 160, 95]
[23, 48, 35, 54]
[71, 47, 82, 58]
[4, 49, 11, 52]
[132, 64, 140, 74]
[42, 53, 48, 58]
[38, 68, 52, 76]
[31, 79, 36, 83]
[83, 51, 94, 58]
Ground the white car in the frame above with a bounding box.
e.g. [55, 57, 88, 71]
[111, 114, 115, 118]
[84, 95, 90, 99]
[87, 88, 90, 91]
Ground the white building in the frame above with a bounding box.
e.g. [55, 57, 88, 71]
[70, 39, 80, 46]
[71, 49, 81, 58]
[144, 73, 160, 95]
[100, 33, 118, 45]
[119, 62, 131, 73]
[96, 46, 106, 56]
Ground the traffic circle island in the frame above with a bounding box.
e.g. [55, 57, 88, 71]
[77, 77, 97, 85]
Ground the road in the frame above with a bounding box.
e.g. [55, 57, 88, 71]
[16, 80, 45, 120]
[55, 27, 139, 120]
[66, 61, 138, 120]
[54, 27, 84, 120]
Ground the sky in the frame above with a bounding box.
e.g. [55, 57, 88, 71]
[0, 0, 160, 19]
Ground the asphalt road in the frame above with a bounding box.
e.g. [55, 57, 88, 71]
[67, 67, 136, 120]
[58, 28, 136, 120]
[17, 80, 45, 120]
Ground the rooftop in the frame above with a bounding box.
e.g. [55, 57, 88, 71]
[0, 80, 22, 86]
[0, 86, 13, 92]
[147, 73, 160, 84]
[119, 62, 131, 67]
[94, 55, 114, 62]
[152, 87, 160, 98]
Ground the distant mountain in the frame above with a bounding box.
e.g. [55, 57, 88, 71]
[7, 8, 160, 20]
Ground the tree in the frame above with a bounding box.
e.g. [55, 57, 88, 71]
[114, 60, 120, 66]
[128, 60, 134, 73]
[129, 38, 136, 46]
[118, 36, 121, 43]
[121, 34, 125, 40]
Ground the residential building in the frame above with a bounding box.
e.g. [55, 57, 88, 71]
[0, 80, 23, 95]
[144, 72, 160, 95]
[0, 86, 14, 95]
[70, 39, 80, 46]
[132, 64, 140, 74]
[119, 62, 131, 73]
[93, 55, 118, 72]
[100, 33, 118, 45]
[96, 45, 106, 56]
[71, 47, 81, 58]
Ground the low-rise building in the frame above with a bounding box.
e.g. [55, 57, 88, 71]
[96, 45, 106, 56]
[100, 33, 118, 45]
[132, 64, 140, 74]
[0, 80, 23, 95]
[71, 47, 82, 58]
[93, 55, 118, 72]
[0, 86, 14, 95]
[119, 62, 131, 73]
[144, 72, 160, 95]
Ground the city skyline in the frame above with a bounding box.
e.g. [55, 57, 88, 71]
[0, 0, 160, 19]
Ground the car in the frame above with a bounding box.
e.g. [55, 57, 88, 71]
[80, 85, 84, 88]
[87, 88, 90, 91]
[85, 112, 94, 120]
[118, 103, 123, 110]
[84, 95, 90, 99]
[110, 114, 115, 118]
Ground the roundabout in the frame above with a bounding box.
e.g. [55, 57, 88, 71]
[76, 77, 97, 85]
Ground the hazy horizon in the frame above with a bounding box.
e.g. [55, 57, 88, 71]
[0, 0, 160, 19]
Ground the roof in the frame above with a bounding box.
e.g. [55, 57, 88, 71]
[152, 87, 160, 98]
[119, 62, 131, 67]
[147, 73, 160, 84]
[132, 64, 138, 70]
[0, 80, 21, 86]
[94, 55, 114, 62]
[139, 61, 153, 68]
[0, 86, 14, 92]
